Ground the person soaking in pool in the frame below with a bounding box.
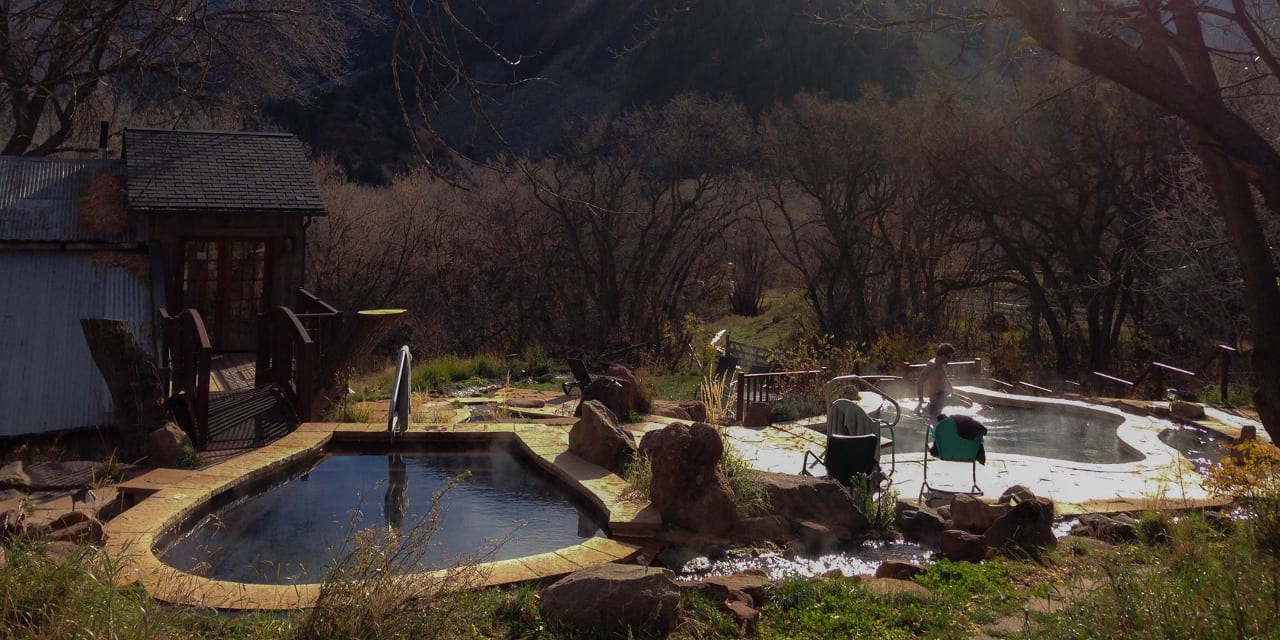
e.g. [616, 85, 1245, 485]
[916, 343, 973, 417]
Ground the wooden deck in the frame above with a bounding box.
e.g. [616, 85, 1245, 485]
[203, 386, 297, 456]
[209, 351, 256, 392]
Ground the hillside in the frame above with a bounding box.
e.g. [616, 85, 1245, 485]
[267, 0, 921, 182]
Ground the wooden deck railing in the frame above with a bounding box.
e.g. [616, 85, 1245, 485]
[735, 369, 826, 422]
[1089, 345, 1236, 402]
[295, 288, 342, 359]
[255, 306, 319, 421]
[160, 308, 212, 448]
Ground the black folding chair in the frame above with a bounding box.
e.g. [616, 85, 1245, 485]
[802, 433, 884, 493]
[562, 357, 595, 395]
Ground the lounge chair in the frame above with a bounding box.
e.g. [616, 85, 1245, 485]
[562, 357, 594, 395]
[919, 415, 984, 500]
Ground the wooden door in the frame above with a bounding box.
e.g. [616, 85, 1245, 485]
[181, 239, 269, 351]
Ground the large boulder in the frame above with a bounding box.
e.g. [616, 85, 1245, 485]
[895, 501, 945, 545]
[756, 471, 870, 543]
[148, 422, 192, 469]
[653, 404, 692, 421]
[580, 376, 638, 421]
[569, 401, 637, 475]
[0, 461, 29, 491]
[743, 402, 772, 428]
[541, 564, 680, 638]
[675, 573, 774, 607]
[640, 422, 740, 537]
[875, 560, 926, 581]
[46, 511, 105, 546]
[984, 497, 1057, 556]
[939, 529, 988, 563]
[1070, 513, 1137, 543]
[950, 494, 1008, 534]
[678, 401, 708, 423]
[1170, 401, 1206, 420]
[735, 515, 792, 544]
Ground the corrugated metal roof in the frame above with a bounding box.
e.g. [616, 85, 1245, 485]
[125, 128, 326, 216]
[0, 156, 141, 242]
[0, 251, 153, 436]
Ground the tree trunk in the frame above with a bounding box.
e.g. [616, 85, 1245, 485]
[311, 309, 405, 419]
[1001, 0, 1280, 441]
[80, 318, 169, 460]
[1198, 153, 1280, 441]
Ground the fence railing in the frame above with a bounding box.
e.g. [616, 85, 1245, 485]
[1090, 344, 1237, 403]
[160, 308, 212, 448]
[735, 368, 826, 422]
[255, 306, 319, 421]
[295, 288, 342, 359]
[725, 339, 774, 372]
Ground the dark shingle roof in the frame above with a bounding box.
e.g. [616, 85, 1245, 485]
[124, 129, 325, 216]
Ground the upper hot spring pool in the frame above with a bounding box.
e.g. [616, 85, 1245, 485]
[891, 403, 1142, 464]
[159, 444, 607, 584]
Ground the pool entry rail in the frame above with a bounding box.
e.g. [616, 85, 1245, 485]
[388, 345, 413, 439]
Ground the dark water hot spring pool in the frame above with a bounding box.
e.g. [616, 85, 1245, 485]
[159, 444, 607, 584]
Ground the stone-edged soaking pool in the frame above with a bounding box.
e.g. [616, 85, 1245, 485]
[890, 403, 1142, 464]
[159, 442, 608, 585]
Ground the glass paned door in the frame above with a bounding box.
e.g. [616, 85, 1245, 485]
[181, 239, 269, 351]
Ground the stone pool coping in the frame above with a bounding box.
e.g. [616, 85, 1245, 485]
[676, 387, 1237, 516]
[103, 422, 658, 611]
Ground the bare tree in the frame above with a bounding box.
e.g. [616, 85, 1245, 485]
[993, 0, 1280, 438]
[757, 91, 903, 345]
[531, 94, 753, 351]
[937, 67, 1179, 374]
[0, 0, 362, 155]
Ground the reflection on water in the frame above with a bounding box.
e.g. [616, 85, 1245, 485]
[160, 447, 606, 585]
[889, 403, 1142, 464]
[1158, 423, 1233, 474]
[384, 454, 407, 533]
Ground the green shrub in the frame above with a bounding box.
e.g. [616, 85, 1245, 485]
[721, 439, 771, 516]
[771, 396, 825, 422]
[624, 453, 653, 499]
[1197, 382, 1254, 407]
[851, 481, 897, 530]
[1135, 510, 1173, 545]
[178, 444, 205, 470]
[473, 354, 504, 380]
[1025, 526, 1280, 640]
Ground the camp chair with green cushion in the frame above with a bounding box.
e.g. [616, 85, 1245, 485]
[828, 398, 896, 478]
[919, 416, 983, 500]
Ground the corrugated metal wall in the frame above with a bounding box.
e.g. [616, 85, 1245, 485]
[0, 252, 152, 436]
[0, 157, 135, 242]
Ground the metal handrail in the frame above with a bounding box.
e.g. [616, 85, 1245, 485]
[387, 346, 413, 440]
[824, 374, 902, 429]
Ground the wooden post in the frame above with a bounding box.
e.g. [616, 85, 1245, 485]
[735, 370, 745, 423]
[1219, 345, 1236, 405]
[80, 319, 170, 459]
